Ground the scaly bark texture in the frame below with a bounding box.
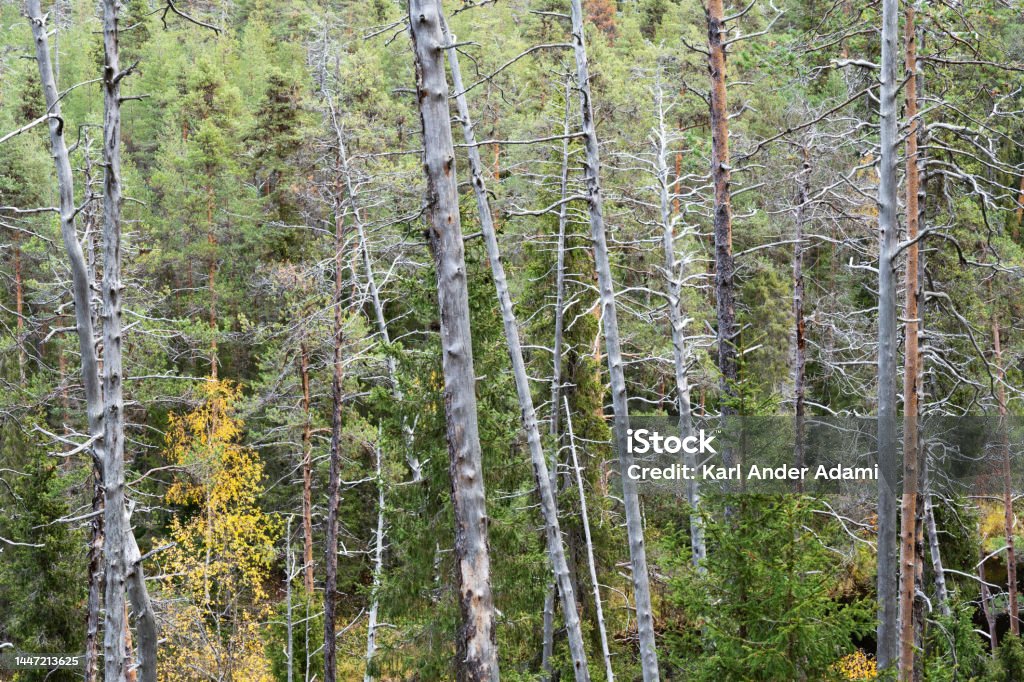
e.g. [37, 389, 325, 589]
[875, 0, 901, 667]
[899, 5, 921, 677]
[409, 2, 500, 679]
[706, 0, 738, 428]
[569, 0, 660, 678]
[793, 149, 810, 495]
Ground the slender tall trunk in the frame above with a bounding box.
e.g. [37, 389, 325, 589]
[364, 438, 385, 682]
[565, 399, 614, 681]
[980, 546, 998, 651]
[207, 194, 218, 380]
[323, 158, 346, 682]
[542, 84, 574, 676]
[444, 19, 590, 680]
[409, 3, 499, 679]
[875, 0, 901, 667]
[568, 1, 659, 678]
[85, 468, 104, 682]
[993, 314, 1018, 635]
[793, 149, 810, 495]
[299, 342, 315, 595]
[100, 5, 159, 677]
[13, 233, 25, 385]
[654, 82, 704, 567]
[706, 0, 738, 431]
[899, 5, 921, 677]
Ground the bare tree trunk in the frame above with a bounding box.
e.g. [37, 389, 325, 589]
[85, 468, 104, 682]
[923, 488, 949, 618]
[364, 437, 385, 682]
[542, 83, 574, 677]
[29, 3, 156, 680]
[653, 81, 704, 568]
[299, 342, 315, 595]
[207, 194, 218, 380]
[443, 19, 590, 681]
[323, 156, 346, 682]
[565, 399, 614, 681]
[568, 1, 660, 678]
[875, 0, 901, 667]
[994, 314, 1018, 635]
[101, 4, 159, 677]
[13, 233, 25, 385]
[286, 519, 295, 682]
[706, 0, 738, 432]
[980, 546, 998, 652]
[409, 3, 499, 679]
[793, 148, 810, 495]
[899, 5, 921, 677]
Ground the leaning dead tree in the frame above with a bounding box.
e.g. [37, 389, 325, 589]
[442, 15, 591, 682]
[568, 0, 660, 678]
[26, 0, 158, 680]
[409, 1, 500, 679]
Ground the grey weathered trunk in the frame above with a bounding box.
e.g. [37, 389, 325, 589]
[364, 438, 385, 682]
[99, 1, 158, 677]
[409, 2, 500, 679]
[443, 19, 591, 681]
[875, 0, 900, 667]
[565, 399, 615, 682]
[29, 2, 158, 680]
[653, 84, 704, 568]
[542, 84, 574, 677]
[568, 0, 660, 678]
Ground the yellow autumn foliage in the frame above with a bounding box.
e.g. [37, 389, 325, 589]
[832, 649, 877, 680]
[157, 380, 279, 682]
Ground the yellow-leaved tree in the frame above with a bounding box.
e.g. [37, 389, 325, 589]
[157, 380, 279, 682]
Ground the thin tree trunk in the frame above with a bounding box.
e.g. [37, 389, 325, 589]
[980, 545, 998, 651]
[286, 519, 295, 682]
[364, 437, 385, 682]
[542, 82, 574, 677]
[207, 194, 218, 380]
[323, 151, 346, 682]
[443, 18, 591, 681]
[13, 233, 25, 385]
[793, 148, 810, 495]
[923, 489, 949, 617]
[706, 0, 739, 433]
[654, 81, 704, 568]
[85, 467, 104, 682]
[299, 342, 315, 595]
[994, 314, 1018, 635]
[409, 3, 499, 679]
[899, 4, 921, 677]
[568, 1, 660, 678]
[565, 398, 614, 682]
[875, 0, 901, 667]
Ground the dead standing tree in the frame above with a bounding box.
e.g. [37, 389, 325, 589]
[25, 0, 159, 680]
[442, 15, 592, 682]
[409, 1, 500, 679]
[568, 0, 661, 678]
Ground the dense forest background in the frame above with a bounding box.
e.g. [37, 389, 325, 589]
[1, 0, 1024, 679]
